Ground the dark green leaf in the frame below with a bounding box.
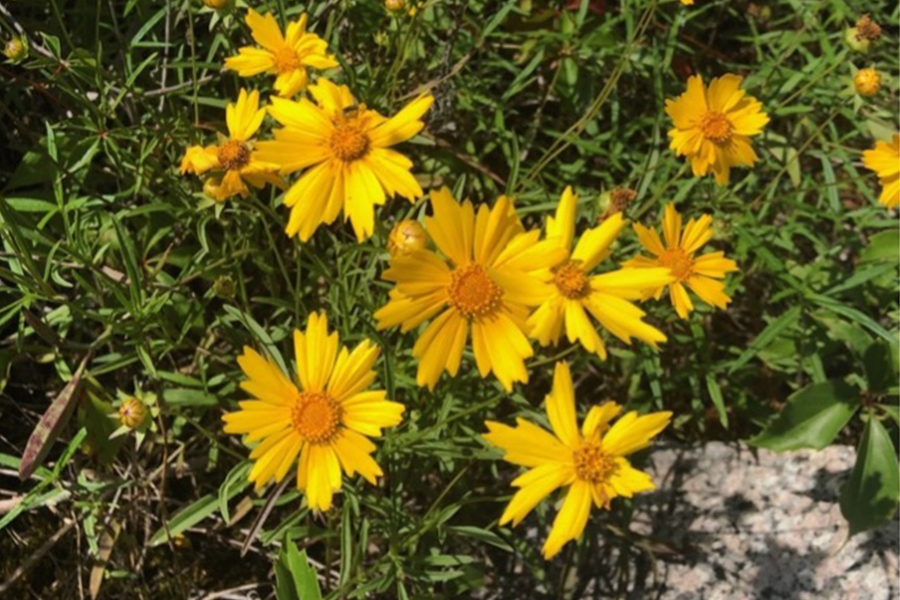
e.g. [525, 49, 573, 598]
[750, 380, 860, 451]
[840, 416, 900, 536]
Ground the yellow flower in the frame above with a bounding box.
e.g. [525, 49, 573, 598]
[180, 89, 284, 202]
[255, 79, 433, 241]
[527, 187, 673, 359]
[679, 0, 695, 4]
[484, 362, 671, 559]
[223, 312, 404, 511]
[854, 68, 881, 97]
[374, 188, 566, 391]
[387, 219, 428, 256]
[666, 74, 769, 185]
[224, 9, 338, 98]
[623, 204, 739, 319]
[862, 135, 900, 208]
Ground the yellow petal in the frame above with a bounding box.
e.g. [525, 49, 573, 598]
[500, 463, 572, 526]
[546, 186, 577, 251]
[571, 212, 626, 272]
[245, 9, 285, 52]
[545, 361, 580, 448]
[542, 480, 592, 559]
[483, 418, 571, 467]
[369, 94, 434, 148]
[601, 411, 672, 456]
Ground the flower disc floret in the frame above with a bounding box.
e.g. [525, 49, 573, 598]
[448, 264, 503, 317]
[291, 391, 342, 444]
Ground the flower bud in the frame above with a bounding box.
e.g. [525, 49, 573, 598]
[203, 0, 228, 8]
[854, 68, 881, 97]
[213, 275, 236, 299]
[118, 397, 146, 429]
[387, 220, 427, 256]
[3, 37, 27, 61]
[385, 0, 405, 12]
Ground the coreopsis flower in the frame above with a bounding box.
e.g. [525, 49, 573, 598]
[666, 74, 769, 185]
[373, 188, 566, 391]
[255, 79, 433, 241]
[862, 135, 900, 208]
[387, 219, 428, 256]
[854, 68, 881, 97]
[224, 9, 338, 98]
[484, 362, 671, 559]
[223, 312, 404, 511]
[180, 89, 283, 201]
[623, 204, 739, 319]
[527, 187, 672, 359]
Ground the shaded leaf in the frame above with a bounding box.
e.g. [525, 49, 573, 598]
[840, 416, 900, 536]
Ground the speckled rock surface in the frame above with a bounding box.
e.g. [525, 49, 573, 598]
[631, 442, 899, 600]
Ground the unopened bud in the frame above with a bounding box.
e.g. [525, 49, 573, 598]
[118, 397, 146, 429]
[388, 220, 428, 256]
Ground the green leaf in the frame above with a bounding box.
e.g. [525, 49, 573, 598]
[281, 539, 323, 600]
[840, 416, 900, 537]
[864, 341, 896, 394]
[860, 229, 900, 264]
[705, 374, 729, 428]
[148, 494, 218, 547]
[750, 380, 860, 451]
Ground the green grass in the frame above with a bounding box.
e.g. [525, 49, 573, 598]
[0, 0, 897, 598]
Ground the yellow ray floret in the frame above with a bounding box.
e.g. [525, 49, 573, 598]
[666, 74, 769, 185]
[484, 362, 671, 559]
[222, 312, 404, 511]
[255, 79, 433, 241]
[862, 134, 899, 209]
[224, 9, 338, 98]
[623, 204, 739, 319]
[373, 187, 567, 391]
[527, 187, 674, 359]
[180, 89, 284, 201]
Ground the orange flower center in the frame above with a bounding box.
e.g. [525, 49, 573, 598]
[330, 121, 370, 162]
[553, 261, 590, 299]
[217, 139, 251, 171]
[699, 111, 734, 144]
[447, 264, 502, 318]
[291, 391, 342, 444]
[573, 443, 617, 484]
[658, 248, 694, 281]
[272, 47, 302, 74]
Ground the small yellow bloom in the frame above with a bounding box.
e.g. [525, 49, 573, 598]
[862, 135, 900, 209]
[388, 219, 428, 256]
[484, 362, 671, 559]
[180, 89, 284, 202]
[854, 68, 881, 97]
[666, 74, 769, 185]
[623, 204, 739, 319]
[118, 397, 146, 429]
[385, 0, 405, 12]
[679, 0, 695, 4]
[255, 79, 433, 241]
[374, 188, 567, 391]
[527, 187, 673, 359]
[223, 312, 404, 511]
[224, 10, 338, 98]
[4, 37, 26, 60]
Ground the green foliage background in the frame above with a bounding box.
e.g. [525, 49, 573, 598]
[0, 0, 897, 597]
